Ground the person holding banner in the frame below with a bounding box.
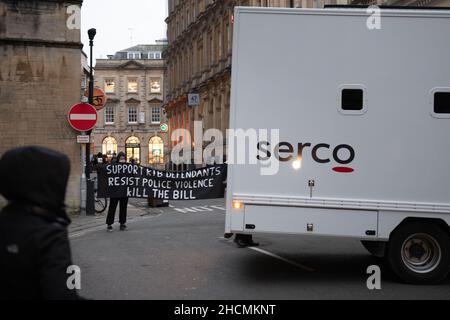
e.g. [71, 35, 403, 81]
[106, 152, 129, 232]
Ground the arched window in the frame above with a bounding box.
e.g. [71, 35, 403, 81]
[125, 136, 141, 164]
[126, 136, 140, 145]
[102, 137, 118, 160]
[149, 136, 164, 165]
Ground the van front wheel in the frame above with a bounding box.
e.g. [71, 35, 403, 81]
[387, 222, 450, 284]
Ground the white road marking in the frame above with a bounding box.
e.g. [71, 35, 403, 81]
[193, 206, 214, 212]
[248, 247, 315, 272]
[172, 205, 225, 214]
[218, 237, 315, 272]
[174, 207, 201, 214]
[210, 205, 226, 211]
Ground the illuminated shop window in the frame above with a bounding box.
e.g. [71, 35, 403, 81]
[149, 136, 164, 164]
[126, 136, 141, 164]
[102, 137, 118, 159]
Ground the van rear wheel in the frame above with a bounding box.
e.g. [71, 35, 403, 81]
[387, 222, 450, 284]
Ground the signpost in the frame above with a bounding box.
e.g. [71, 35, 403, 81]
[68, 102, 97, 216]
[83, 87, 107, 110]
[81, 27, 98, 216]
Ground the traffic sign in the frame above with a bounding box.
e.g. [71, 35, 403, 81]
[77, 135, 91, 144]
[68, 103, 98, 132]
[160, 123, 168, 132]
[188, 93, 200, 106]
[84, 87, 108, 110]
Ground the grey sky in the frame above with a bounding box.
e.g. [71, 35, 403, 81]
[81, 0, 167, 61]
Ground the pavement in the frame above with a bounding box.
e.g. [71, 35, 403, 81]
[69, 201, 157, 237]
[70, 198, 450, 300]
[69, 198, 224, 236]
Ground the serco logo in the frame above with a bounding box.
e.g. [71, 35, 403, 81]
[257, 141, 356, 173]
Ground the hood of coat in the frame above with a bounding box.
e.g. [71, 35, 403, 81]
[116, 151, 126, 163]
[0, 146, 71, 220]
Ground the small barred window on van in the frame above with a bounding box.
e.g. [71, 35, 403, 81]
[341, 89, 363, 111]
[434, 92, 450, 114]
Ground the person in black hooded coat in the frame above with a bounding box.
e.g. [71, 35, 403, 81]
[0, 146, 79, 300]
[106, 151, 129, 232]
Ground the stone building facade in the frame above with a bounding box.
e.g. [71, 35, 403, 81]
[81, 50, 89, 100]
[92, 44, 168, 169]
[164, 0, 348, 166]
[0, 0, 83, 210]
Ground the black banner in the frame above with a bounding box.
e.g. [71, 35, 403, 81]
[97, 164, 227, 200]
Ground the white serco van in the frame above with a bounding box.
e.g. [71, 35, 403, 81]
[225, 6, 450, 284]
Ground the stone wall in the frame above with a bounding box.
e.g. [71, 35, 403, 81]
[0, 0, 83, 211]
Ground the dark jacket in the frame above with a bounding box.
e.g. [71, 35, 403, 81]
[111, 152, 128, 200]
[115, 151, 126, 164]
[0, 146, 79, 300]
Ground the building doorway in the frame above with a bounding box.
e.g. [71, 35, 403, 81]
[102, 136, 118, 161]
[149, 136, 164, 165]
[125, 136, 141, 164]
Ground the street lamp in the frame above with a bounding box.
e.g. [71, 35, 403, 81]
[86, 28, 96, 179]
[85, 28, 96, 216]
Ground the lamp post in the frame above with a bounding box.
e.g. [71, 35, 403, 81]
[86, 28, 96, 179]
[85, 28, 96, 216]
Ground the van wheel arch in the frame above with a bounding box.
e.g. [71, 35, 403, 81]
[390, 217, 450, 238]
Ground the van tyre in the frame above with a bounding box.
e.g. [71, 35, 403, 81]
[387, 222, 450, 285]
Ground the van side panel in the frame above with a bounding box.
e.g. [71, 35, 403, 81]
[226, 8, 450, 237]
[244, 205, 378, 238]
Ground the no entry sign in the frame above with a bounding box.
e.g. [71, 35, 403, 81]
[68, 103, 98, 132]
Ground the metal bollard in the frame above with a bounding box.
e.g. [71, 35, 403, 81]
[86, 178, 95, 216]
